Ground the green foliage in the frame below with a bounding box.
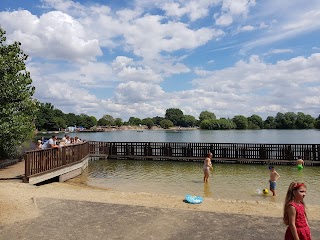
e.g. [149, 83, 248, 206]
[81, 114, 97, 129]
[97, 117, 108, 126]
[232, 115, 248, 129]
[199, 111, 216, 122]
[114, 118, 123, 127]
[199, 118, 235, 130]
[159, 119, 174, 129]
[141, 118, 154, 129]
[180, 115, 197, 127]
[152, 116, 165, 126]
[218, 118, 236, 129]
[0, 28, 38, 158]
[263, 116, 276, 129]
[165, 108, 184, 126]
[102, 114, 114, 126]
[247, 114, 263, 129]
[315, 115, 320, 129]
[295, 112, 314, 129]
[128, 117, 142, 126]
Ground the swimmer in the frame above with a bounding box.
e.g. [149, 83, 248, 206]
[296, 156, 305, 169]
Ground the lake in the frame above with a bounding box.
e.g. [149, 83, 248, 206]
[52, 129, 320, 144]
[70, 159, 320, 205]
[50, 129, 319, 204]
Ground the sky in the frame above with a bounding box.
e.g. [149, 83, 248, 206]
[1, 0, 319, 121]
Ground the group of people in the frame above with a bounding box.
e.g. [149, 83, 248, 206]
[203, 152, 311, 240]
[36, 135, 83, 150]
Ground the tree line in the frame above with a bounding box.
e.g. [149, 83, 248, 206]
[35, 105, 320, 131]
[1, 27, 320, 159]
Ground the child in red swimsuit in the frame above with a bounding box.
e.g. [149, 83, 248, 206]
[283, 182, 311, 240]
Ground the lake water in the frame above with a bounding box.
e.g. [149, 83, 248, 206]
[56, 129, 319, 204]
[70, 159, 320, 205]
[59, 129, 320, 144]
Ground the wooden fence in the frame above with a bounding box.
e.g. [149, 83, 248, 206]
[24, 141, 109, 182]
[108, 142, 320, 162]
[24, 141, 320, 182]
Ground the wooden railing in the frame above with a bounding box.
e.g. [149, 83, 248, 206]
[24, 141, 110, 181]
[24, 141, 320, 181]
[108, 142, 320, 162]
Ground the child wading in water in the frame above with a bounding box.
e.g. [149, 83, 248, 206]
[203, 152, 213, 183]
[269, 166, 280, 196]
[283, 182, 311, 240]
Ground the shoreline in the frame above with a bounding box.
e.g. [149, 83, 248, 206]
[1, 181, 320, 225]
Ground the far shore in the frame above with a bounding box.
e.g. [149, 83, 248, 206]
[35, 125, 198, 134]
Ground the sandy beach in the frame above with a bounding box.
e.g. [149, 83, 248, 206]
[1, 161, 320, 239]
[1, 160, 320, 225]
[2, 179, 320, 225]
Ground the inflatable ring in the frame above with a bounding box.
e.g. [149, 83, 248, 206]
[185, 194, 203, 204]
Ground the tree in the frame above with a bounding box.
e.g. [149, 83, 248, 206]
[180, 115, 197, 127]
[35, 102, 55, 130]
[315, 115, 320, 130]
[283, 112, 297, 129]
[102, 114, 114, 126]
[218, 118, 236, 129]
[141, 118, 154, 129]
[81, 114, 97, 129]
[128, 117, 141, 126]
[0, 28, 38, 158]
[159, 119, 174, 129]
[165, 108, 184, 126]
[247, 114, 263, 129]
[199, 111, 216, 122]
[97, 117, 108, 126]
[152, 116, 165, 126]
[232, 115, 248, 129]
[114, 118, 123, 127]
[65, 113, 77, 127]
[264, 116, 276, 129]
[296, 112, 314, 129]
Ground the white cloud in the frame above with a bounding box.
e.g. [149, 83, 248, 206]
[123, 14, 222, 60]
[0, 10, 102, 61]
[215, 14, 233, 26]
[162, 1, 214, 21]
[112, 56, 163, 83]
[215, 0, 256, 26]
[238, 25, 255, 32]
[191, 53, 320, 117]
[264, 49, 293, 56]
[114, 81, 165, 103]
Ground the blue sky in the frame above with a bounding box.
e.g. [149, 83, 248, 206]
[1, 0, 319, 121]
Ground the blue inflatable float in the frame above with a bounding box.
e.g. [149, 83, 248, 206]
[185, 194, 203, 204]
